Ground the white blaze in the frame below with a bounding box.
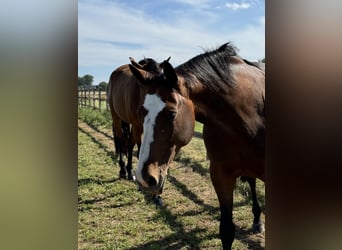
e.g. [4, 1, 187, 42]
[136, 94, 166, 187]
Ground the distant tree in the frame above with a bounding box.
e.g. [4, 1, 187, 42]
[261, 58, 265, 63]
[78, 76, 85, 87]
[78, 74, 94, 87]
[82, 74, 94, 86]
[98, 81, 108, 91]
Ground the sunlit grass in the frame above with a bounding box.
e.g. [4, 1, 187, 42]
[78, 108, 265, 249]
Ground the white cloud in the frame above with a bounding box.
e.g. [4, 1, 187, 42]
[79, 1, 222, 67]
[78, 0, 264, 83]
[173, 0, 211, 8]
[225, 2, 251, 11]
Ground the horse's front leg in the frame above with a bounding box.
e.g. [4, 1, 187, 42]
[126, 132, 134, 180]
[118, 150, 126, 179]
[244, 177, 264, 233]
[210, 163, 236, 250]
[134, 126, 143, 159]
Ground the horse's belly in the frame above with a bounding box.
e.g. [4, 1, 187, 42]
[112, 97, 133, 123]
[203, 127, 264, 180]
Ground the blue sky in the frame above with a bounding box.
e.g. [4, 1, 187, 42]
[78, 0, 265, 84]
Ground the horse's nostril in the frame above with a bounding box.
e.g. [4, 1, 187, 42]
[147, 176, 157, 186]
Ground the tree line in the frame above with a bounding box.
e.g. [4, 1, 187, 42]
[78, 74, 108, 90]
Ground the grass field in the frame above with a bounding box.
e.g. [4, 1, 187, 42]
[78, 108, 265, 250]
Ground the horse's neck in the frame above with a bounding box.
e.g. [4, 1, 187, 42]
[180, 73, 264, 139]
[178, 75, 237, 136]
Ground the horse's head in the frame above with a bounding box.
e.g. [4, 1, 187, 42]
[129, 57, 170, 76]
[129, 59, 195, 194]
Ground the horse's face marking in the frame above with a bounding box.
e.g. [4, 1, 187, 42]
[136, 94, 166, 188]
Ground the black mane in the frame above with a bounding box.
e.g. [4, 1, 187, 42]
[176, 42, 238, 93]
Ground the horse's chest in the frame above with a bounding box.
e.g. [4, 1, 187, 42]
[203, 126, 258, 162]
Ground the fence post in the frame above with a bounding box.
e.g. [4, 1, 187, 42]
[83, 87, 85, 107]
[93, 87, 96, 109]
[79, 87, 82, 107]
[81, 87, 84, 107]
[98, 87, 102, 111]
[106, 86, 109, 111]
[88, 87, 91, 108]
[82, 87, 85, 107]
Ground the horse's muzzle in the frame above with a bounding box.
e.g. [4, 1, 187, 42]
[135, 170, 167, 195]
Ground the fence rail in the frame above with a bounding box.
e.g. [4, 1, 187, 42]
[78, 86, 108, 111]
[78, 85, 204, 138]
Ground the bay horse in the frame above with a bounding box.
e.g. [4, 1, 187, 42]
[107, 58, 165, 180]
[129, 43, 265, 249]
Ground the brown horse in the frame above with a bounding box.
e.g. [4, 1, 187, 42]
[107, 58, 164, 180]
[129, 43, 265, 249]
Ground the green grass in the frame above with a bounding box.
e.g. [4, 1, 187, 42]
[194, 121, 203, 134]
[79, 106, 203, 135]
[78, 111, 265, 249]
[78, 107, 112, 129]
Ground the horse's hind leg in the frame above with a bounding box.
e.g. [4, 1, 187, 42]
[112, 123, 126, 178]
[210, 163, 236, 250]
[244, 176, 265, 233]
[126, 125, 134, 180]
[108, 92, 126, 178]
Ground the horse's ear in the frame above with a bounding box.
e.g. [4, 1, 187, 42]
[163, 60, 178, 87]
[159, 57, 171, 70]
[129, 57, 144, 69]
[129, 64, 146, 85]
[129, 64, 153, 86]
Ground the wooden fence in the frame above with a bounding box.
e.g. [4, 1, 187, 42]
[78, 86, 109, 111]
[78, 85, 204, 138]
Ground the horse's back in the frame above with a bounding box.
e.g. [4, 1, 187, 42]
[203, 57, 265, 180]
[227, 57, 265, 135]
[108, 64, 144, 125]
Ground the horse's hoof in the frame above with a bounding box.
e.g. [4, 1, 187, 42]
[153, 196, 163, 208]
[127, 174, 135, 181]
[252, 222, 265, 234]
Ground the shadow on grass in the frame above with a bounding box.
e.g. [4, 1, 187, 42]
[78, 178, 139, 212]
[78, 177, 120, 187]
[78, 125, 117, 163]
[78, 197, 107, 206]
[80, 119, 114, 141]
[127, 229, 216, 250]
[174, 154, 209, 177]
[78, 122, 264, 249]
[78, 123, 140, 173]
[235, 226, 265, 250]
[127, 210, 214, 250]
[163, 174, 264, 249]
[78, 200, 136, 212]
[167, 175, 218, 213]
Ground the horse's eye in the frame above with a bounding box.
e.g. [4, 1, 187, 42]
[167, 111, 176, 120]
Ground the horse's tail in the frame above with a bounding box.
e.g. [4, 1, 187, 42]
[106, 76, 113, 104]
